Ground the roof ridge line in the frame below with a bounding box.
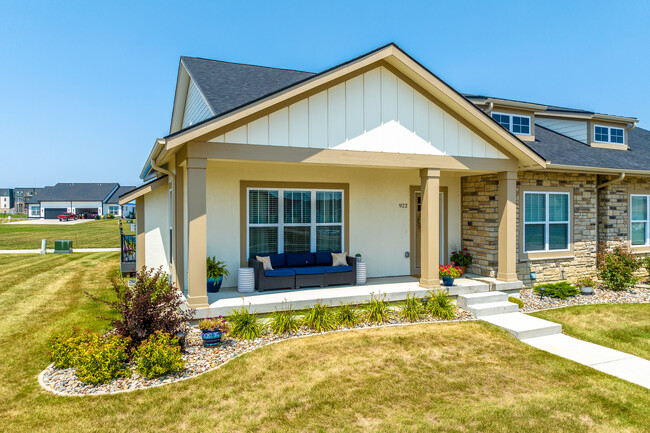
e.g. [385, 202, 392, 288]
[181, 56, 315, 75]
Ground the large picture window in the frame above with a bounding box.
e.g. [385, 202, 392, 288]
[631, 194, 650, 246]
[247, 188, 344, 258]
[523, 191, 570, 253]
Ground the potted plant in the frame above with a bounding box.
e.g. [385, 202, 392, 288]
[207, 257, 229, 293]
[576, 276, 595, 295]
[439, 264, 463, 287]
[355, 253, 363, 263]
[198, 316, 229, 347]
[449, 248, 472, 274]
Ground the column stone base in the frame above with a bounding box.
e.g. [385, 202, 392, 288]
[496, 272, 519, 282]
[186, 294, 210, 308]
[419, 278, 441, 289]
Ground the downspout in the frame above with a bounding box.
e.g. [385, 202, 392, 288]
[484, 102, 494, 114]
[595, 172, 626, 259]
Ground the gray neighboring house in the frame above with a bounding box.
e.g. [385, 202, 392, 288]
[13, 188, 37, 213]
[27, 183, 135, 219]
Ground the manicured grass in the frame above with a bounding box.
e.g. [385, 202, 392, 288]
[531, 303, 650, 360]
[0, 219, 120, 249]
[0, 254, 649, 432]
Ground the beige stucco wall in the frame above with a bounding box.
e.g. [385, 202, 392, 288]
[205, 161, 461, 287]
[144, 183, 170, 275]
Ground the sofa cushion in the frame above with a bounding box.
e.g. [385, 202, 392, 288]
[268, 253, 286, 269]
[288, 266, 328, 275]
[285, 252, 315, 267]
[264, 268, 295, 277]
[314, 251, 333, 266]
[324, 265, 353, 273]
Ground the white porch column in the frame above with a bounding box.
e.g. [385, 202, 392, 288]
[497, 171, 518, 282]
[419, 168, 441, 289]
[186, 157, 209, 308]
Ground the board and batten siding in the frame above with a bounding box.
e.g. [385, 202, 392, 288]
[209, 66, 507, 159]
[535, 117, 588, 143]
[182, 79, 213, 129]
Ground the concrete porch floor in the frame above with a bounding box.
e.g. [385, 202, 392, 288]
[191, 275, 523, 318]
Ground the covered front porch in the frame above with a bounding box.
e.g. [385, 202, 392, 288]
[191, 274, 523, 318]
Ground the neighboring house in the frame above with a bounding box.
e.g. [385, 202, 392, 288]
[28, 183, 134, 219]
[13, 188, 36, 213]
[0, 188, 13, 213]
[121, 43, 649, 309]
[104, 185, 136, 217]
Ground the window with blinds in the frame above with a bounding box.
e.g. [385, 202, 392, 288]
[247, 188, 344, 258]
[631, 195, 650, 246]
[523, 191, 570, 253]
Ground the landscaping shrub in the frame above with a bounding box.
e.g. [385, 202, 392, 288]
[642, 256, 650, 279]
[86, 266, 194, 350]
[228, 307, 264, 340]
[303, 303, 337, 332]
[533, 281, 580, 299]
[576, 276, 596, 288]
[508, 296, 524, 309]
[597, 245, 640, 291]
[364, 295, 390, 324]
[47, 327, 96, 368]
[269, 307, 299, 335]
[198, 316, 229, 333]
[425, 290, 456, 320]
[133, 331, 184, 379]
[399, 294, 422, 322]
[335, 303, 360, 328]
[73, 334, 131, 385]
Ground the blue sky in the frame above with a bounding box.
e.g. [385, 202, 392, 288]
[2, 0, 649, 187]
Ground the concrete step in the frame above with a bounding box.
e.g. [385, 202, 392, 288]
[482, 312, 562, 340]
[457, 291, 508, 308]
[467, 301, 519, 317]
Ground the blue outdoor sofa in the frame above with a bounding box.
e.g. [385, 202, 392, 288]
[249, 252, 357, 291]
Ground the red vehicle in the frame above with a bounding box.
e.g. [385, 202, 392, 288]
[58, 212, 78, 221]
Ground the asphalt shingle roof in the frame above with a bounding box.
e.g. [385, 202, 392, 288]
[106, 186, 136, 204]
[181, 57, 315, 118]
[29, 183, 119, 203]
[527, 125, 650, 171]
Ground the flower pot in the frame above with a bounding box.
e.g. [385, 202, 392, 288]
[207, 276, 223, 293]
[458, 266, 467, 275]
[441, 276, 455, 286]
[579, 286, 594, 295]
[201, 330, 223, 347]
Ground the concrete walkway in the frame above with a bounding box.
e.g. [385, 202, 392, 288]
[0, 248, 120, 254]
[459, 292, 650, 389]
[523, 334, 650, 389]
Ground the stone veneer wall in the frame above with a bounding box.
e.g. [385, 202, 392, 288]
[461, 172, 650, 286]
[461, 174, 499, 277]
[516, 172, 598, 286]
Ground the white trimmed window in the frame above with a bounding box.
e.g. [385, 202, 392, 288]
[108, 205, 120, 215]
[631, 194, 650, 246]
[594, 125, 624, 144]
[523, 192, 570, 253]
[30, 205, 40, 217]
[247, 188, 344, 258]
[491, 112, 531, 135]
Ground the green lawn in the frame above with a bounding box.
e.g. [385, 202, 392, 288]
[0, 253, 649, 432]
[0, 219, 120, 249]
[531, 303, 650, 361]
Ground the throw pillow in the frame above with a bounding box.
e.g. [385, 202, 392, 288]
[331, 252, 348, 267]
[256, 256, 273, 271]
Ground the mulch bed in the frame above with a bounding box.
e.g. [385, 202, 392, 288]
[39, 308, 475, 396]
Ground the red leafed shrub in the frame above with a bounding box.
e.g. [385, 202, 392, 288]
[86, 267, 195, 350]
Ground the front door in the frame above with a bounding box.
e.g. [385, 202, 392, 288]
[411, 189, 445, 275]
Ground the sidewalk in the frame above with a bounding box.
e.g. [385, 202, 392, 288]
[522, 333, 650, 389]
[0, 248, 120, 254]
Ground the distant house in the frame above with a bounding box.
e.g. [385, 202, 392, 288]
[27, 183, 135, 219]
[13, 188, 36, 213]
[0, 188, 13, 213]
